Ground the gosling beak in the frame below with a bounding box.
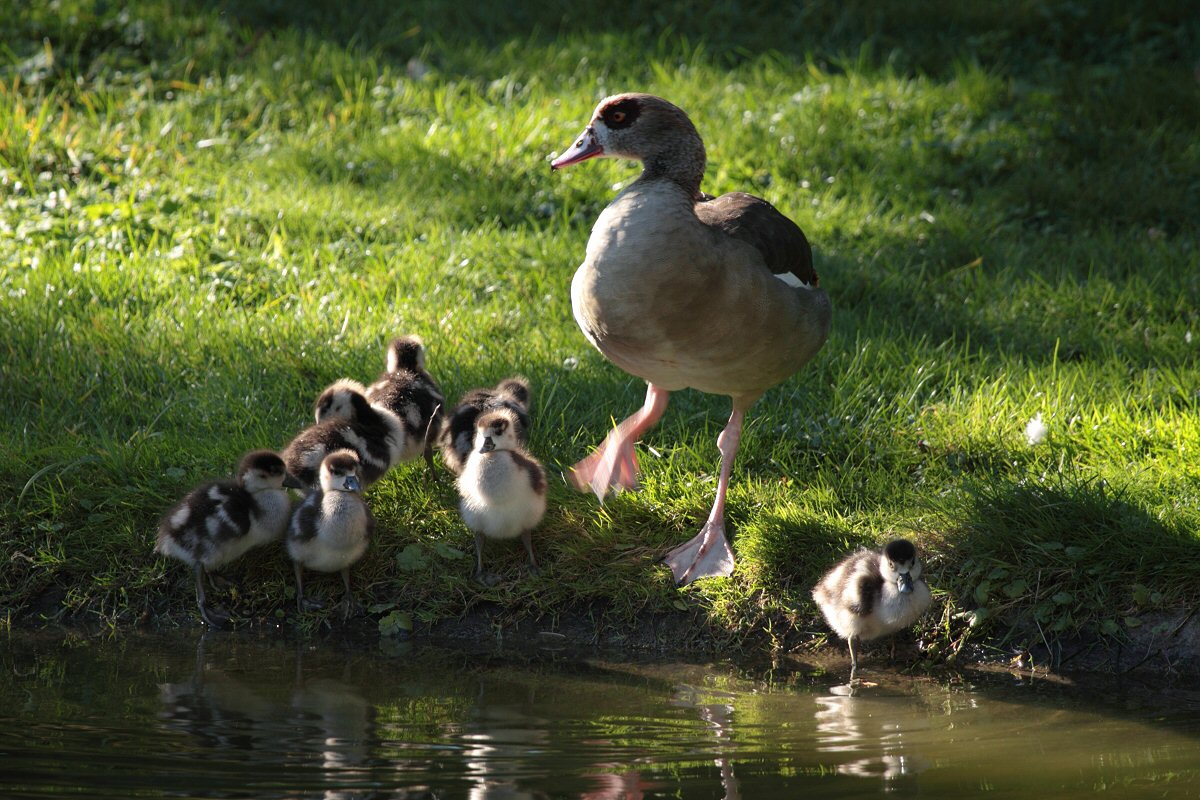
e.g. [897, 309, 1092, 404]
[550, 125, 603, 170]
[479, 437, 495, 453]
[898, 572, 914, 594]
[344, 475, 361, 493]
[282, 473, 305, 490]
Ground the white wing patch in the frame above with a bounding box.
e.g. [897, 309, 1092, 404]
[775, 272, 815, 289]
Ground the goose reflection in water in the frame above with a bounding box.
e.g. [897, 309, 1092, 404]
[813, 686, 933, 793]
[156, 635, 378, 800]
[670, 684, 741, 800]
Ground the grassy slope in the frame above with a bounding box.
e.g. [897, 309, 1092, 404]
[1, 0, 1198, 658]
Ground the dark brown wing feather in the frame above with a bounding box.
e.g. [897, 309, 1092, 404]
[695, 192, 817, 286]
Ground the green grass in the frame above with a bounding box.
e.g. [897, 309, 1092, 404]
[2, 0, 1198, 661]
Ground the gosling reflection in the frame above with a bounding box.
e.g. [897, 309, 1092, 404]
[461, 678, 551, 800]
[157, 633, 284, 755]
[579, 768, 648, 800]
[291, 645, 376, 799]
[157, 635, 378, 799]
[813, 686, 932, 793]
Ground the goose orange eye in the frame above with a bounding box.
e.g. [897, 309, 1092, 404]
[611, 111, 625, 123]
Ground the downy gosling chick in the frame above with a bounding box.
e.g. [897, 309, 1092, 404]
[812, 538, 932, 678]
[156, 450, 293, 627]
[364, 335, 446, 477]
[314, 378, 370, 424]
[456, 407, 546, 586]
[287, 449, 374, 620]
[440, 377, 532, 475]
[284, 382, 406, 492]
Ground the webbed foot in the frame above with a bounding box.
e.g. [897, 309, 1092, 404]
[663, 519, 735, 586]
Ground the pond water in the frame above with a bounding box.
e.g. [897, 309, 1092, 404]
[2, 629, 1199, 798]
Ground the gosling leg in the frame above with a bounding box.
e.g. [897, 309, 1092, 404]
[293, 561, 305, 614]
[339, 567, 363, 620]
[194, 563, 228, 628]
[521, 530, 539, 577]
[473, 531, 500, 587]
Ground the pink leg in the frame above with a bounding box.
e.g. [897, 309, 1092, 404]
[664, 407, 743, 585]
[570, 383, 670, 500]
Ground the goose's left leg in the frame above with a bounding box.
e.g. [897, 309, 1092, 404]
[664, 405, 744, 585]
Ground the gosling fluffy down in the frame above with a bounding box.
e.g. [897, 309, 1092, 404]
[155, 450, 293, 626]
[812, 538, 932, 675]
[440, 377, 531, 475]
[287, 449, 374, 619]
[456, 407, 546, 584]
[365, 335, 446, 472]
[284, 382, 406, 491]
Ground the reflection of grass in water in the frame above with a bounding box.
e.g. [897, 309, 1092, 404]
[1, 1, 1197, 656]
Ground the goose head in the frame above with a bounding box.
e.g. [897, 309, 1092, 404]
[319, 449, 363, 494]
[551, 93, 706, 192]
[385, 335, 426, 373]
[474, 408, 521, 454]
[880, 539, 923, 594]
[237, 450, 291, 492]
[314, 378, 371, 423]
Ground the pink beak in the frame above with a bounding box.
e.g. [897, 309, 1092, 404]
[551, 125, 603, 169]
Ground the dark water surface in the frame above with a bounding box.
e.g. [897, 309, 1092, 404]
[2, 628, 1199, 798]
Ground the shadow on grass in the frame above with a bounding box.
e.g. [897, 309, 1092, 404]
[201, 0, 1199, 82]
[12, 1, 1197, 239]
[934, 472, 1200, 647]
[213, 0, 1200, 236]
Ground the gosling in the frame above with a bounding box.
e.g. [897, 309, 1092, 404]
[313, 378, 370, 424]
[156, 450, 293, 627]
[364, 335, 446, 476]
[284, 382, 406, 492]
[440, 377, 531, 475]
[287, 449, 374, 620]
[456, 407, 546, 585]
[812, 538, 932, 678]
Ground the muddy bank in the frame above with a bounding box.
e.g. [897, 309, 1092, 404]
[11, 590, 1199, 678]
[416, 603, 1200, 679]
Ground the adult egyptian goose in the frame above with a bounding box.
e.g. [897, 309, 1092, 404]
[283, 382, 406, 492]
[812, 539, 932, 679]
[155, 450, 294, 626]
[551, 93, 831, 585]
[287, 449, 375, 620]
[439, 377, 532, 476]
[456, 406, 547, 585]
[365, 335, 446, 476]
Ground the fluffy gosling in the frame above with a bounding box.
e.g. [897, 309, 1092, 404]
[156, 450, 293, 627]
[287, 449, 374, 620]
[365, 335, 446, 477]
[284, 382, 406, 492]
[456, 407, 546, 585]
[812, 538, 932, 679]
[440, 377, 531, 475]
